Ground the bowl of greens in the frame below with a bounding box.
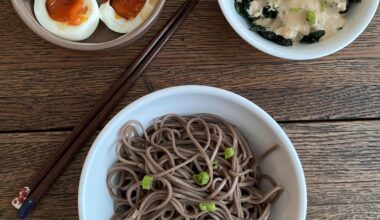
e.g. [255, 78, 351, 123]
[218, 0, 379, 60]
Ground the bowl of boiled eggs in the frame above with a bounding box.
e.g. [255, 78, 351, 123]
[12, 0, 165, 50]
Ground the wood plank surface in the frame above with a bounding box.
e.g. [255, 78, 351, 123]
[0, 121, 379, 219]
[0, 1, 380, 131]
[1, 0, 380, 219]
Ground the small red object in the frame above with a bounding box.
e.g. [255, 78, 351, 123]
[12, 187, 30, 209]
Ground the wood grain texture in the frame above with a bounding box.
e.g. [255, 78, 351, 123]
[0, 1, 380, 131]
[0, 121, 379, 219]
[1, 0, 380, 219]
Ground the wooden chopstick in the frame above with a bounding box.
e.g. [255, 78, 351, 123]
[12, 0, 191, 207]
[15, 0, 199, 218]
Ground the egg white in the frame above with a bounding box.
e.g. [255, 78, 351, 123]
[34, 0, 100, 41]
[99, 0, 156, 34]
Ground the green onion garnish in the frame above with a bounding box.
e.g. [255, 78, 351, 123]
[212, 160, 219, 169]
[199, 202, 216, 212]
[306, 10, 316, 26]
[224, 147, 235, 159]
[193, 172, 209, 186]
[141, 175, 153, 190]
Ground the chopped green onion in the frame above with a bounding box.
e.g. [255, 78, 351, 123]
[199, 202, 216, 212]
[224, 147, 235, 159]
[193, 172, 209, 186]
[212, 160, 219, 169]
[290, 7, 301, 13]
[141, 175, 153, 190]
[306, 10, 316, 26]
[320, 0, 327, 11]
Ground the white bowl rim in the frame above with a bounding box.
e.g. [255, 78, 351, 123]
[218, 0, 379, 60]
[78, 85, 307, 219]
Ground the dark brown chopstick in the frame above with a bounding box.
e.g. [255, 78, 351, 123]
[12, 0, 191, 207]
[16, 0, 199, 218]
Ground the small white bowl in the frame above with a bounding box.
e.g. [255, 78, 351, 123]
[218, 0, 379, 60]
[78, 85, 307, 220]
[12, 0, 166, 50]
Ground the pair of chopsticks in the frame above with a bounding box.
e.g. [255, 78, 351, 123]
[13, 0, 199, 218]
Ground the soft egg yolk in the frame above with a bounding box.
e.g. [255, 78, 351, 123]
[106, 0, 146, 20]
[46, 0, 88, 26]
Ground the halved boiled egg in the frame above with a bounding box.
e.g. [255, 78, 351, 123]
[99, 0, 157, 34]
[34, 0, 100, 41]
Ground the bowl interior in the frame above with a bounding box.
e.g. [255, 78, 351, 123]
[218, 0, 379, 60]
[79, 85, 307, 220]
[12, 0, 165, 50]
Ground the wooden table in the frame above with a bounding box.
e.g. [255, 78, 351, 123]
[1, 1, 379, 219]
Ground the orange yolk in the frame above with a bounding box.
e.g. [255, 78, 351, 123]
[106, 0, 146, 20]
[46, 0, 88, 26]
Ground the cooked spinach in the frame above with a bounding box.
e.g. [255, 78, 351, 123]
[342, 0, 361, 13]
[235, 0, 251, 18]
[234, 0, 353, 46]
[250, 24, 266, 32]
[262, 7, 278, 19]
[235, 1, 292, 46]
[300, 30, 326, 43]
[251, 24, 293, 46]
[235, 0, 259, 22]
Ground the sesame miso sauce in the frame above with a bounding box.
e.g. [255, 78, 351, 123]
[236, 0, 355, 45]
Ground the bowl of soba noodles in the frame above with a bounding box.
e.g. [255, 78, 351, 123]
[78, 85, 307, 220]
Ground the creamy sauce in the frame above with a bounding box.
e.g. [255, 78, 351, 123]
[46, 0, 88, 26]
[247, 0, 347, 43]
[327, 0, 347, 11]
[249, 0, 266, 17]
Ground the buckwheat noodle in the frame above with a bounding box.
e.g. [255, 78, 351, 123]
[107, 114, 282, 220]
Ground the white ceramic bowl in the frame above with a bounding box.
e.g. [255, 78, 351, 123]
[218, 0, 379, 60]
[78, 85, 307, 220]
[12, 0, 166, 50]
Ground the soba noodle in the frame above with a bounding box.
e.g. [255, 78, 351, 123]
[107, 114, 282, 220]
